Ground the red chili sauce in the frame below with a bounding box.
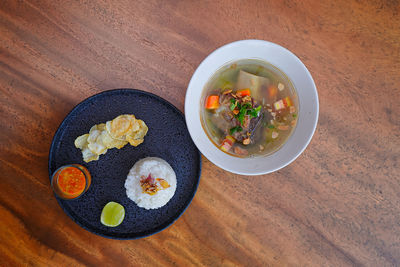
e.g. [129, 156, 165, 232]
[52, 164, 91, 199]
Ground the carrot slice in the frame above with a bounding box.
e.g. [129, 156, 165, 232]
[268, 85, 278, 98]
[205, 95, 219, 109]
[236, 89, 251, 97]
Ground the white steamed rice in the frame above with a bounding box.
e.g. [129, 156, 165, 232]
[125, 157, 177, 210]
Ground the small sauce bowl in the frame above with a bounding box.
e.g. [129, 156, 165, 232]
[51, 164, 91, 199]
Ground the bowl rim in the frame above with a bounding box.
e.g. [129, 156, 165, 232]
[185, 39, 319, 175]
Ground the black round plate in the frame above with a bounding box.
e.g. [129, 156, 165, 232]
[48, 89, 201, 239]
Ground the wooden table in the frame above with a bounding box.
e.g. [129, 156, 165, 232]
[1, 1, 399, 266]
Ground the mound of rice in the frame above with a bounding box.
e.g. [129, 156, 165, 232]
[125, 157, 177, 210]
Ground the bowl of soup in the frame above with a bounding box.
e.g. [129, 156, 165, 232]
[185, 40, 319, 175]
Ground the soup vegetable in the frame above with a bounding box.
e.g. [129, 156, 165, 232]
[201, 59, 298, 157]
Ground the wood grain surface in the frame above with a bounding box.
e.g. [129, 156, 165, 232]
[1, 0, 399, 266]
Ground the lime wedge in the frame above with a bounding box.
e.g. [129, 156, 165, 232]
[100, 201, 125, 227]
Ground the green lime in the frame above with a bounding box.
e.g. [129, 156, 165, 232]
[100, 201, 125, 227]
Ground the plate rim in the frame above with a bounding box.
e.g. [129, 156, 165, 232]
[48, 88, 202, 239]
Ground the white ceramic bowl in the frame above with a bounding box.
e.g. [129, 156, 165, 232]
[185, 40, 319, 175]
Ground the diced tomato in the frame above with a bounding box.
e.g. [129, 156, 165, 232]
[273, 100, 284, 110]
[274, 96, 293, 110]
[236, 89, 251, 97]
[283, 96, 293, 107]
[205, 95, 219, 109]
[220, 135, 235, 152]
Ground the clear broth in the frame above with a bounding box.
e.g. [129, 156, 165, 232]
[200, 59, 299, 157]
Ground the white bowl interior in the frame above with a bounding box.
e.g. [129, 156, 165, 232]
[185, 40, 319, 175]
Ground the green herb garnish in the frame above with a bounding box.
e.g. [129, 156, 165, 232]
[230, 126, 243, 135]
[268, 125, 275, 129]
[241, 103, 251, 109]
[230, 98, 237, 111]
[248, 105, 262, 118]
[233, 102, 259, 125]
[292, 114, 297, 118]
[237, 108, 246, 125]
